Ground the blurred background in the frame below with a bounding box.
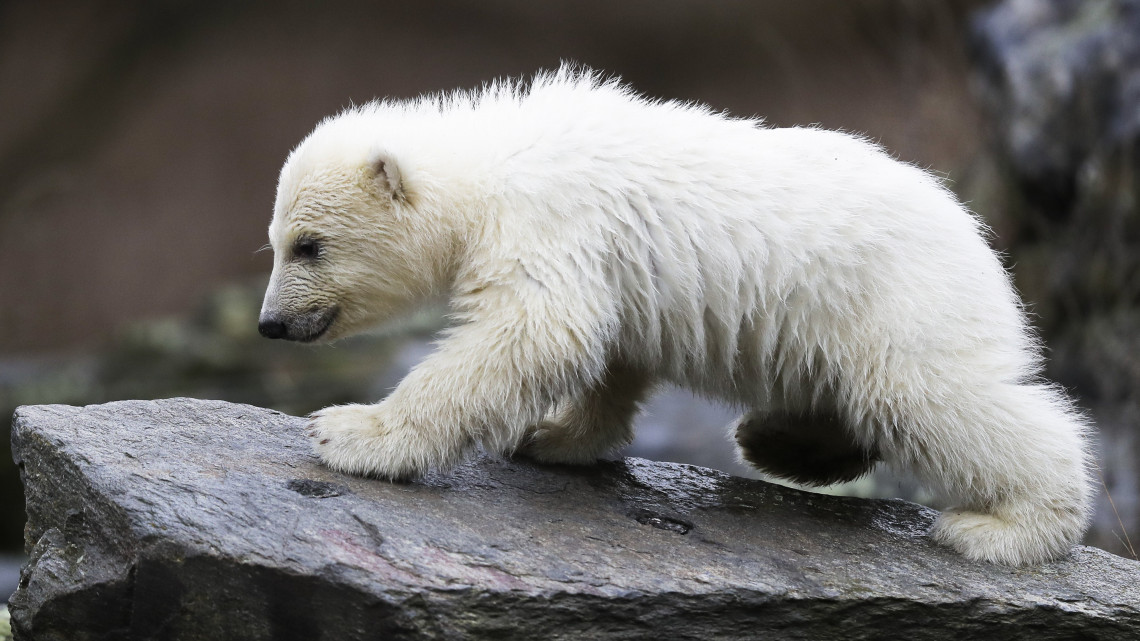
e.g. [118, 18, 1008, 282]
[2, 0, 1138, 595]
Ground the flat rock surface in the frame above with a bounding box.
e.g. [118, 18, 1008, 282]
[8, 398, 1140, 640]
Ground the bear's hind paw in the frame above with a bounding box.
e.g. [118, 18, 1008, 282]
[931, 507, 1081, 566]
[514, 421, 611, 465]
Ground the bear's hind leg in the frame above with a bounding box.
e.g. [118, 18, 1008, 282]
[517, 363, 650, 465]
[868, 375, 1092, 565]
[734, 409, 880, 487]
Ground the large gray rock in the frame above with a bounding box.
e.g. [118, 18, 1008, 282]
[9, 399, 1140, 640]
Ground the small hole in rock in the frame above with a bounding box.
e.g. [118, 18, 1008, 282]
[631, 509, 693, 535]
[287, 479, 348, 499]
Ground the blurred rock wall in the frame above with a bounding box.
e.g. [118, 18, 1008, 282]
[5, 0, 1137, 566]
[0, 0, 986, 355]
[971, 0, 1140, 558]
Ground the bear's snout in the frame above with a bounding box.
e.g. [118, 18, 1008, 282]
[257, 306, 339, 343]
[258, 317, 288, 340]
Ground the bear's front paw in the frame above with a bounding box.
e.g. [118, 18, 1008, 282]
[307, 403, 432, 480]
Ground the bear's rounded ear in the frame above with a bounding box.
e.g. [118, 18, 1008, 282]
[368, 149, 406, 202]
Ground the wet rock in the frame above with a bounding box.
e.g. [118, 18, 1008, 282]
[9, 399, 1140, 640]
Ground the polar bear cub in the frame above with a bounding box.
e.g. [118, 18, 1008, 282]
[258, 68, 1092, 565]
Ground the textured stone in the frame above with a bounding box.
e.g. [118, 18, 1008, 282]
[9, 398, 1140, 640]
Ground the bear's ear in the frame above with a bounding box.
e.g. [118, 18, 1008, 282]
[368, 149, 406, 202]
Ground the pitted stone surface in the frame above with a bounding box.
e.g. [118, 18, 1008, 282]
[8, 399, 1140, 640]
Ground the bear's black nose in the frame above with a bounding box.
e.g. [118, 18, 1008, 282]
[258, 318, 288, 339]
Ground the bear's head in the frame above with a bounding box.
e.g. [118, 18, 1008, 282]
[258, 121, 455, 343]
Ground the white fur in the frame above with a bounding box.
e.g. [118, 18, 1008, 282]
[261, 67, 1093, 565]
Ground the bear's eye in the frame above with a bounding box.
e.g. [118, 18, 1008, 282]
[292, 238, 321, 261]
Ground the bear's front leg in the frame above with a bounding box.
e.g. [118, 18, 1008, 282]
[308, 295, 613, 479]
